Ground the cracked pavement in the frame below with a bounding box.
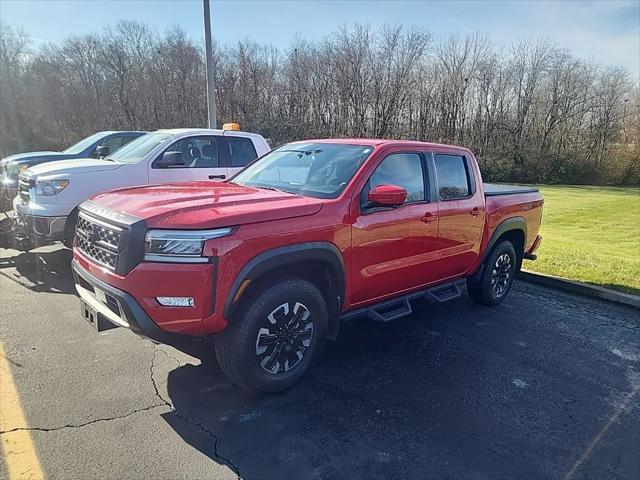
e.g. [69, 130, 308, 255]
[0, 245, 639, 479]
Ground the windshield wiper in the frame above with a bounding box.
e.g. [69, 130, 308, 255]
[279, 149, 322, 157]
[254, 185, 292, 194]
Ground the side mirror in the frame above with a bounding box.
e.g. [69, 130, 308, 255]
[157, 151, 185, 168]
[95, 145, 110, 158]
[367, 184, 407, 207]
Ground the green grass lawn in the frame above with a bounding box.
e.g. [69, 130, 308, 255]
[522, 185, 640, 296]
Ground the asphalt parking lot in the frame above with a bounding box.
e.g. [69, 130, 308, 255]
[0, 243, 639, 480]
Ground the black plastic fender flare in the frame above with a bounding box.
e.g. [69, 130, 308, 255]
[223, 242, 346, 324]
[471, 216, 527, 280]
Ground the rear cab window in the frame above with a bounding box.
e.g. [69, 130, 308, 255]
[433, 153, 473, 200]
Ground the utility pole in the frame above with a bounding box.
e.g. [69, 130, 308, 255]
[203, 0, 216, 129]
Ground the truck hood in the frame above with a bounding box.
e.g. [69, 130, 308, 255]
[27, 158, 122, 178]
[90, 182, 324, 229]
[1, 151, 62, 166]
[1, 152, 76, 178]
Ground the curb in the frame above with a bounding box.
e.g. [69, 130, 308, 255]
[518, 270, 640, 309]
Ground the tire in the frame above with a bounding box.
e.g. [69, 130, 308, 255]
[467, 240, 517, 306]
[62, 210, 78, 249]
[215, 278, 328, 395]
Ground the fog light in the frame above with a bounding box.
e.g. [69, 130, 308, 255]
[156, 297, 195, 307]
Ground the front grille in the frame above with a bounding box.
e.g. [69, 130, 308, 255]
[18, 176, 32, 201]
[75, 213, 124, 270]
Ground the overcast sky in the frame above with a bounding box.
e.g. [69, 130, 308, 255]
[2, 0, 639, 77]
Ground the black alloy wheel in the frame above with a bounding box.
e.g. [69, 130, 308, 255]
[467, 240, 517, 306]
[255, 301, 314, 375]
[215, 278, 328, 395]
[490, 252, 513, 298]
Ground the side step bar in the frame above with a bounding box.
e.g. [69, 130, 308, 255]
[367, 298, 413, 323]
[340, 279, 467, 323]
[425, 280, 466, 303]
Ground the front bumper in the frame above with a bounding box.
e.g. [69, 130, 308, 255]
[73, 250, 226, 336]
[73, 260, 178, 343]
[0, 184, 17, 212]
[13, 196, 68, 242]
[15, 211, 67, 242]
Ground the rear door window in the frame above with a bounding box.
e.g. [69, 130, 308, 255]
[434, 154, 471, 200]
[224, 136, 258, 167]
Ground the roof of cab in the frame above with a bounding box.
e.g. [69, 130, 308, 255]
[154, 128, 263, 138]
[156, 128, 225, 135]
[98, 130, 146, 135]
[287, 138, 471, 151]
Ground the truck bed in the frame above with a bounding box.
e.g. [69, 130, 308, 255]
[483, 183, 539, 197]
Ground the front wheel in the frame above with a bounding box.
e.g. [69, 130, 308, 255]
[62, 210, 79, 249]
[467, 240, 517, 306]
[215, 278, 328, 395]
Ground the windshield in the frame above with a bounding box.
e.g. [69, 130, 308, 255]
[63, 132, 108, 155]
[106, 132, 173, 163]
[232, 143, 374, 199]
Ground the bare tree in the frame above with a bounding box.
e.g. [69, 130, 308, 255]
[0, 22, 637, 185]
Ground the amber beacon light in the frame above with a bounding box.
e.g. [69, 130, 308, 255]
[223, 122, 240, 131]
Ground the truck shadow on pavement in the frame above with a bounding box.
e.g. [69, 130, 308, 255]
[160, 292, 640, 480]
[0, 245, 75, 294]
[160, 296, 606, 480]
[161, 311, 463, 479]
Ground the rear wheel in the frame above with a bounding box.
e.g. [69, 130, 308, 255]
[215, 278, 328, 395]
[467, 240, 517, 306]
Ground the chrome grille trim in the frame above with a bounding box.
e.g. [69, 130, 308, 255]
[79, 213, 124, 232]
[75, 213, 123, 270]
[18, 177, 32, 201]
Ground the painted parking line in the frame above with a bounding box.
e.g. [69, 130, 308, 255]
[0, 343, 45, 480]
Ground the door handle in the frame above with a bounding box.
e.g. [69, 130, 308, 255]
[421, 213, 438, 224]
[208, 174, 226, 180]
[470, 207, 481, 217]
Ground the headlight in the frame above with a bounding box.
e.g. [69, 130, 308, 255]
[144, 228, 233, 263]
[35, 179, 69, 196]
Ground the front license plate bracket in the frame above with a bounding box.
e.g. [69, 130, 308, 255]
[80, 299, 118, 332]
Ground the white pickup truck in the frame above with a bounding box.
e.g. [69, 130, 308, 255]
[13, 126, 270, 247]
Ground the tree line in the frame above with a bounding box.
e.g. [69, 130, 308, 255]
[1, 21, 638, 184]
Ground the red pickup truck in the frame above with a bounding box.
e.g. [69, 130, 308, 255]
[72, 139, 543, 394]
